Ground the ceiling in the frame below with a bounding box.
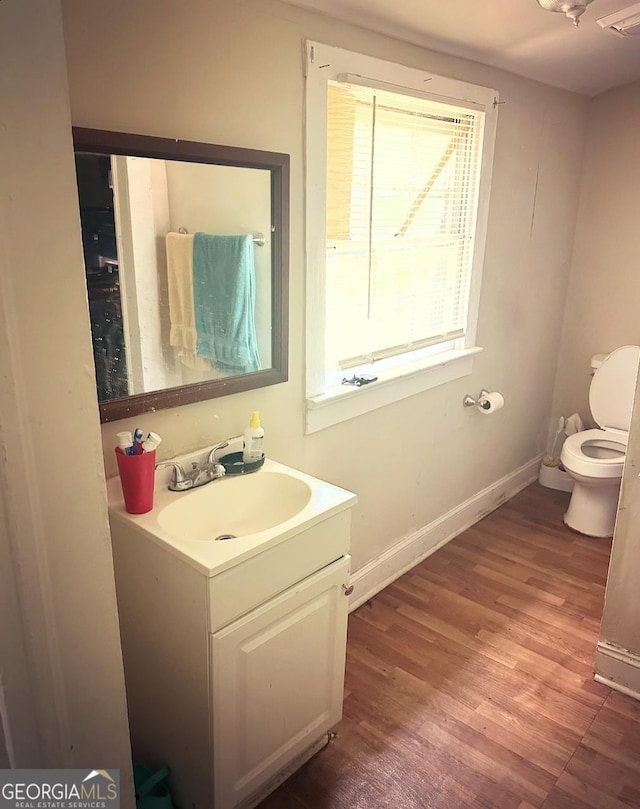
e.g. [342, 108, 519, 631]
[286, 0, 640, 95]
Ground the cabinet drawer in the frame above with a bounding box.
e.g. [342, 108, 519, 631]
[208, 510, 351, 632]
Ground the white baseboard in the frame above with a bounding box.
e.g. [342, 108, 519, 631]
[349, 455, 542, 611]
[594, 641, 640, 701]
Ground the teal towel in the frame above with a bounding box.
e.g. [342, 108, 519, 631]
[193, 233, 260, 374]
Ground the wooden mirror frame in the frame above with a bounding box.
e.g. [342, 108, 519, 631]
[73, 128, 290, 424]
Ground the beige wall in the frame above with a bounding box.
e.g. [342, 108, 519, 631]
[0, 490, 39, 766]
[552, 80, 640, 424]
[0, 0, 133, 792]
[0, 722, 9, 769]
[552, 79, 640, 670]
[601, 370, 640, 652]
[61, 0, 588, 572]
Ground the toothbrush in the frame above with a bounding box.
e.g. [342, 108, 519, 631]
[133, 427, 144, 454]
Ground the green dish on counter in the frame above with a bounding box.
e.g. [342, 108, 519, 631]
[219, 451, 265, 475]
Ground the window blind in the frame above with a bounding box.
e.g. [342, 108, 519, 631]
[325, 81, 484, 371]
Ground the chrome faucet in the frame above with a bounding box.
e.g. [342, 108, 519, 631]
[156, 437, 243, 492]
[156, 455, 226, 492]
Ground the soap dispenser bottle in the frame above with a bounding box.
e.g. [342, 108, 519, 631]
[243, 411, 264, 463]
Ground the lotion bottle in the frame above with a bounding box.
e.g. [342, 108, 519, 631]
[243, 411, 264, 463]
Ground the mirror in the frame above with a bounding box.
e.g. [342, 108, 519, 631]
[72, 128, 289, 423]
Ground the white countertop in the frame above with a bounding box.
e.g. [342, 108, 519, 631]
[107, 458, 357, 577]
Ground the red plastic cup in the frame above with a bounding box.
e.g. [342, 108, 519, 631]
[115, 449, 156, 514]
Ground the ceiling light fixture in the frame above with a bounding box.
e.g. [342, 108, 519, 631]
[537, 0, 595, 27]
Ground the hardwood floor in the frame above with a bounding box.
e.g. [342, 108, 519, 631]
[258, 483, 640, 808]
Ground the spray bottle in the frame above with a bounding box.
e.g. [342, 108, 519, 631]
[242, 411, 264, 463]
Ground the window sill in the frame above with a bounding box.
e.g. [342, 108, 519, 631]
[305, 346, 483, 434]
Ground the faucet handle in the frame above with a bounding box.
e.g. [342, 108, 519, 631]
[208, 441, 229, 465]
[209, 462, 226, 480]
[155, 460, 186, 488]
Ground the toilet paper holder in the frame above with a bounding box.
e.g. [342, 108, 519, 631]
[463, 390, 492, 410]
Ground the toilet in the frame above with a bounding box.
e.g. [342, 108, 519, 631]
[560, 345, 640, 538]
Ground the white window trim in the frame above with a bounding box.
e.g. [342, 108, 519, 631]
[304, 42, 498, 434]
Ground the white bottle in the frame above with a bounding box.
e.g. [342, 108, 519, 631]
[243, 411, 264, 463]
[116, 431, 134, 455]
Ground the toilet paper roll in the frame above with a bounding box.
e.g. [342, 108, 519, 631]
[478, 391, 505, 415]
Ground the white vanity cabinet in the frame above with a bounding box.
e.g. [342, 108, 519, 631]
[212, 555, 350, 809]
[108, 463, 356, 809]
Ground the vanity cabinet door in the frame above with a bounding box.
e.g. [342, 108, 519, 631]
[211, 554, 351, 809]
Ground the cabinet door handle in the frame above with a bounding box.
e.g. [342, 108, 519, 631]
[342, 584, 354, 596]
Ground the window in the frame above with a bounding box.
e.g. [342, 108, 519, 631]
[305, 43, 498, 433]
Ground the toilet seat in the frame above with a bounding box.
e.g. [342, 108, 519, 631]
[561, 428, 627, 479]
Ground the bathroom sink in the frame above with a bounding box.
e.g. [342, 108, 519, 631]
[107, 458, 357, 576]
[157, 470, 312, 540]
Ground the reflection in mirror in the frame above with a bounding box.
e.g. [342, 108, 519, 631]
[72, 129, 289, 423]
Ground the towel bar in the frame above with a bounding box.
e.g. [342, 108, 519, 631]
[176, 227, 265, 247]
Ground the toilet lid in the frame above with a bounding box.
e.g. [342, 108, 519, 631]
[590, 345, 640, 430]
